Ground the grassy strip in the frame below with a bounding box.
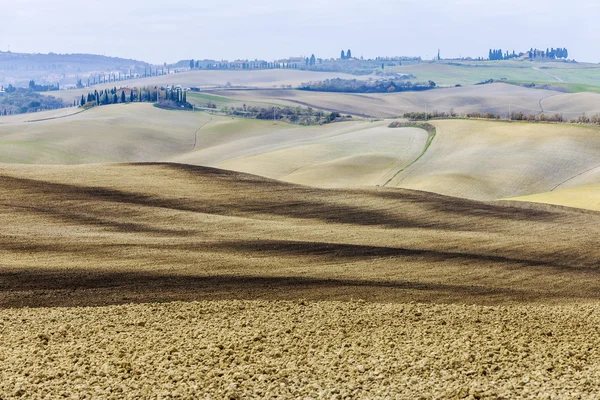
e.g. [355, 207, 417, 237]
[383, 122, 437, 187]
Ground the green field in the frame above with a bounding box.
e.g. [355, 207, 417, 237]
[186, 93, 237, 109]
[388, 60, 600, 90]
[187, 92, 293, 111]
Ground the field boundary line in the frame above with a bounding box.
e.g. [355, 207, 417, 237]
[382, 123, 436, 187]
[190, 116, 213, 151]
[550, 164, 600, 192]
[23, 108, 88, 123]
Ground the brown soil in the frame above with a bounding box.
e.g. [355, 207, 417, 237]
[2, 163, 600, 398]
[1, 163, 599, 308]
[1, 300, 599, 399]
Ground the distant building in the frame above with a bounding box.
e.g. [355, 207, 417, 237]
[0, 86, 5, 94]
[116, 87, 138, 96]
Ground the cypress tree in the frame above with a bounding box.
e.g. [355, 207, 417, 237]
[121, 90, 126, 103]
[81, 95, 86, 106]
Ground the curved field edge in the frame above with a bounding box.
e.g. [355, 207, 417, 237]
[383, 122, 436, 187]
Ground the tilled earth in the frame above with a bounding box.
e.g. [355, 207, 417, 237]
[1, 300, 599, 399]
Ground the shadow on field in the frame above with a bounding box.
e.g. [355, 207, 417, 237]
[0, 173, 464, 231]
[3, 269, 597, 309]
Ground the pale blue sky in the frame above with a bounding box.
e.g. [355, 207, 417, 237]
[1, 0, 597, 63]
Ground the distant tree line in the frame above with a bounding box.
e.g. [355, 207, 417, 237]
[488, 49, 521, 61]
[197, 101, 347, 125]
[28, 80, 59, 91]
[0, 88, 66, 115]
[488, 48, 569, 61]
[80, 86, 190, 109]
[402, 109, 600, 126]
[528, 47, 568, 60]
[389, 121, 436, 135]
[299, 78, 436, 93]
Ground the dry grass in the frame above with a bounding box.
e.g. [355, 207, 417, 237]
[2, 300, 600, 399]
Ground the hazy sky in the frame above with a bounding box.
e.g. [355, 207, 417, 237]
[1, 0, 598, 63]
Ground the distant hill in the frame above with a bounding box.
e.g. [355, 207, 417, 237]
[0, 51, 152, 87]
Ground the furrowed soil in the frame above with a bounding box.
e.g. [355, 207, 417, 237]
[2, 163, 600, 398]
[2, 301, 600, 399]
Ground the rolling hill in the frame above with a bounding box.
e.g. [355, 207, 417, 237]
[1, 103, 599, 204]
[2, 106, 600, 398]
[2, 162, 599, 309]
[53, 69, 372, 103]
[386, 119, 600, 200]
[209, 83, 600, 119]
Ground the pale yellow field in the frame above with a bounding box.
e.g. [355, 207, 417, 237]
[2, 104, 600, 203]
[507, 184, 600, 211]
[0, 104, 431, 189]
[0, 104, 211, 164]
[387, 119, 600, 200]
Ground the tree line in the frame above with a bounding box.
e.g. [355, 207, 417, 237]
[197, 100, 348, 126]
[340, 50, 352, 60]
[402, 110, 600, 125]
[529, 47, 568, 60]
[299, 78, 436, 93]
[488, 49, 521, 61]
[0, 88, 66, 115]
[28, 80, 59, 91]
[80, 86, 190, 109]
[488, 48, 569, 60]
